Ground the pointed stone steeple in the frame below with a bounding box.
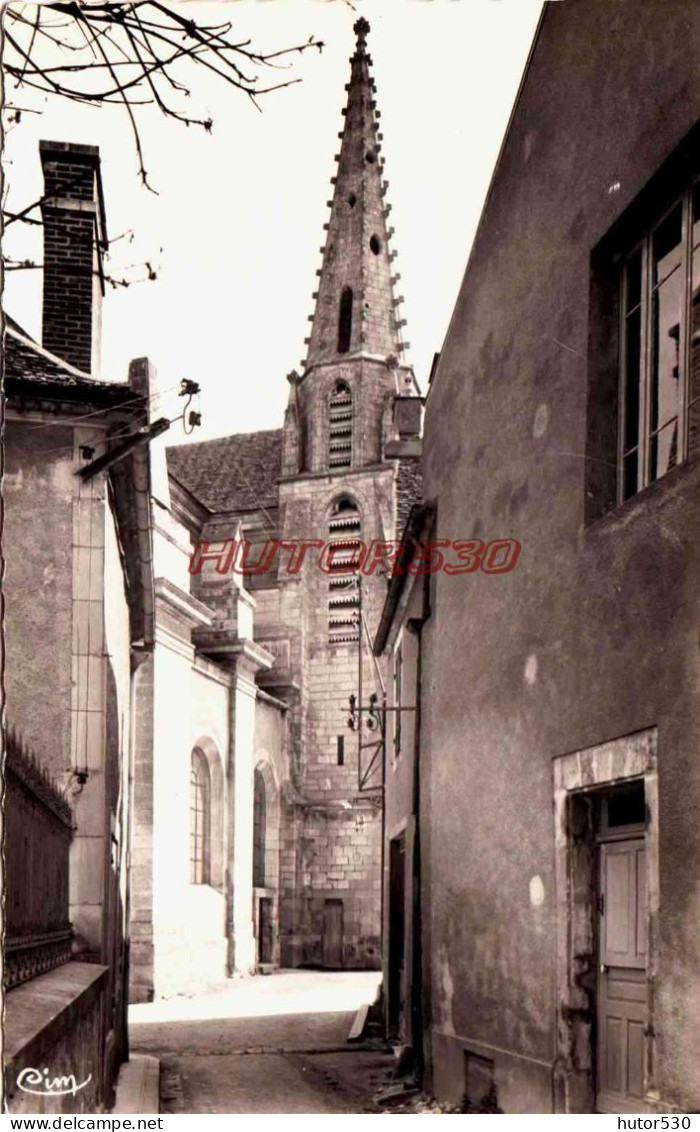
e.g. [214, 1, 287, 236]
[304, 18, 407, 371]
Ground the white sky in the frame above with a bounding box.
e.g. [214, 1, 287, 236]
[3, 0, 542, 442]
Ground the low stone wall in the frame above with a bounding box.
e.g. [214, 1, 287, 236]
[4, 963, 108, 1114]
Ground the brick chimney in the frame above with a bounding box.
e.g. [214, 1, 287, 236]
[40, 141, 107, 375]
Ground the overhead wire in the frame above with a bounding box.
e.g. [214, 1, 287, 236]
[20, 383, 182, 456]
[223, 452, 278, 536]
[15, 379, 181, 432]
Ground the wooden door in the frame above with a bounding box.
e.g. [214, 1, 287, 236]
[258, 897, 274, 965]
[322, 899, 344, 968]
[597, 840, 647, 1114]
[388, 834, 406, 1036]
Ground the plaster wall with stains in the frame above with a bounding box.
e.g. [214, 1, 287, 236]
[420, 0, 700, 1112]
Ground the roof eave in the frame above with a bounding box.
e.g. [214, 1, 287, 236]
[373, 501, 436, 655]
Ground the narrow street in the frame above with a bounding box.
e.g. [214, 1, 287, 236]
[129, 970, 392, 1114]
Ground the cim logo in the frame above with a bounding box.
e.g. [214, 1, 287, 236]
[16, 1067, 92, 1099]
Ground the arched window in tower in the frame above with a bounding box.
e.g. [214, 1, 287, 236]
[190, 749, 211, 885]
[253, 769, 266, 888]
[327, 496, 362, 645]
[338, 287, 353, 354]
[329, 380, 353, 469]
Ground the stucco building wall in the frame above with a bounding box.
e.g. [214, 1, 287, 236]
[131, 457, 291, 998]
[382, 572, 423, 1046]
[420, 0, 700, 1112]
[151, 639, 230, 998]
[3, 424, 75, 780]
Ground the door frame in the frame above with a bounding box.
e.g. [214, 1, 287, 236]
[322, 898, 344, 969]
[552, 728, 660, 1115]
[388, 831, 407, 1037]
[257, 895, 274, 965]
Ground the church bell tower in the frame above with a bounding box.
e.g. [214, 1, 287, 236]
[275, 17, 421, 970]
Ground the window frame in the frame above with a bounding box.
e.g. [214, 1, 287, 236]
[617, 178, 698, 503]
[190, 749, 211, 886]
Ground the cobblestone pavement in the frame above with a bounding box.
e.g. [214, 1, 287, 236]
[130, 970, 393, 1114]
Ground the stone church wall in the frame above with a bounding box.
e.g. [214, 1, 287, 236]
[294, 805, 382, 969]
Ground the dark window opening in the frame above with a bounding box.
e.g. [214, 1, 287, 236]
[348, 193, 357, 208]
[253, 769, 266, 888]
[370, 234, 381, 255]
[606, 781, 646, 828]
[365, 151, 376, 164]
[337, 735, 345, 766]
[338, 287, 353, 354]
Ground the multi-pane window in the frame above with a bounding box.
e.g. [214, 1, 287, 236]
[619, 180, 700, 501]
[327, 497, 362, 644]
[190, 749, 210, 885]
[328, 380, 353, 469]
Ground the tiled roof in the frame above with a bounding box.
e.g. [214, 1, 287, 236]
[3, 324, 102, 387]
[396, 458, 423, 537]
[167, 429, 283, 514]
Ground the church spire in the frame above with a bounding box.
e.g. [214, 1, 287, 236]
[303, 18, 407, 371]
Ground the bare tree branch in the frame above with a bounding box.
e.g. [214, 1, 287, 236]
[2, 3, 323, 290]
[3, 3, 324, 145]
[5, 258, 158, 289]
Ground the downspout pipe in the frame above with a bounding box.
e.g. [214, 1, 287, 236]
[408, 569, 430, 1082]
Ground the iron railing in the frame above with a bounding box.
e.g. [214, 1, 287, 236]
[3, 727, 75, 989]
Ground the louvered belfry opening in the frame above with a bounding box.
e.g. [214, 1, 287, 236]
[328, 380, 353, 469]
[327, 497, 362, 644]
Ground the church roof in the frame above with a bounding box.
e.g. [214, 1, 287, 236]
[167, 429, 283, 514]
[396, 458, 423, 537]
